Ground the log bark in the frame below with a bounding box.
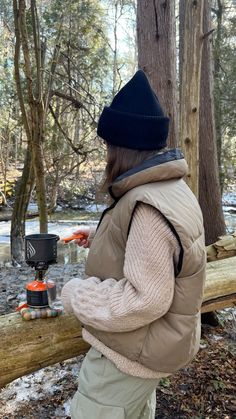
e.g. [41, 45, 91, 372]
[203, 256, 236, 302]
[201, 294, 236, 313]
[1, 256, 236, 388]
[0, 313, 90, 388]
[206, 232, 236, 261]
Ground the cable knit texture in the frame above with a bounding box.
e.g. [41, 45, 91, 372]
[61, 203, 180, 377]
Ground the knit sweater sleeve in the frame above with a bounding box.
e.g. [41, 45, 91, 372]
[61, 203, 180, 332]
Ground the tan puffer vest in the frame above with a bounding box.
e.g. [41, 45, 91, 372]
[85, 149, 206, 373]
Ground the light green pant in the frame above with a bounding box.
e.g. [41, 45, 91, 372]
[70, 347, 160, 419]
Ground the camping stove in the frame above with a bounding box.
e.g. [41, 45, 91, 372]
[25, 234, 59, 308]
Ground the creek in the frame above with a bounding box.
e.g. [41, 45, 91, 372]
[0, 207, 102, 264]
[0, 197, 235, 264]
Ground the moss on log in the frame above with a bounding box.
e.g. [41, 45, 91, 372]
[0, 256, 236, 388]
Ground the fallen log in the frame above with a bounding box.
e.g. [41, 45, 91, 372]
[0, 210, 40, 222]
[0, 313, 90, 388]
[0, 256, 236, 388]
[206, 232, 236, 261]
[201, 293, 236, 313]
[203, 256, 236, 301]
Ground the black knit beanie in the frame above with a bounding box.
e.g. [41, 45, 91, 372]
[97, 70, 169, 150]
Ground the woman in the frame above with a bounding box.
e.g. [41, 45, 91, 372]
[61, 70, 206, 419]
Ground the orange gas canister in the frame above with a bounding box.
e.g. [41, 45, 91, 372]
[26, 280, 49, 308]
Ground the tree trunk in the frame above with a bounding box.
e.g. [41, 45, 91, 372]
[12, 0, 52, 244]
[112, 0, 119, 96]
[49, 171, 60, 213]
[31, 104, 48, 233]
[137, 0, 178, 148]
[179, 0, 204, 197]
[1, 255, 236, 388]
[11, 0, 34, 263]
[213, 0, 223, 189]
[198, 0, 225, 245]
[0, 191, 7, 207]
[10, 147, 34, 263]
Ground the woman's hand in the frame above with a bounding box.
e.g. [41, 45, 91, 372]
[61, 225, 96, 247]
[72, 226, 90, 248]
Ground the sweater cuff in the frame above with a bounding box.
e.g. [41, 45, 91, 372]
[61, 278, 84, 313]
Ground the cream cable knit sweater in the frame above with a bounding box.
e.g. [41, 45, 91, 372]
[61, 203, 180, 378]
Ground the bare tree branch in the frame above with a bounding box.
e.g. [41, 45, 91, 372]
[50, 88, 97, 126]
[44, 17, 63, 114]
[202, 28, 215, 39]
[49, 104, 85, 155]
[51, 90, 83, 109]
[19, 0, 34, 104]
[13, 0, 31, 142]
[30, 0, 42, 101]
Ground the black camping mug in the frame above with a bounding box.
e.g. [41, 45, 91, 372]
[25, 234, 60, 266]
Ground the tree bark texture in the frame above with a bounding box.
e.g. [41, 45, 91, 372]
[10, 148, 34, 263]
[198, 0, 225, 245]
[1, 256, 236, 388]
[213, 0, 223, 187]
[11, 0, 35, 262]
[137, 0, 178, 148]
[12, 0, 49, 245]
[179, 0, 204, 197]
[31, 103, 48, 233]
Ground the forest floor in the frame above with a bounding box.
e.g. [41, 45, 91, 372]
[0, 264, 236, 419]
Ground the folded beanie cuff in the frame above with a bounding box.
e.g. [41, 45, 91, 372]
[97, 106, 169, 150]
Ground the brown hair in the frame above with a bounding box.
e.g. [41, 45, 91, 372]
[102, 144, 161, 192]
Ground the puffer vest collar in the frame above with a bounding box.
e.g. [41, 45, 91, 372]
[109, 148, 188, 200]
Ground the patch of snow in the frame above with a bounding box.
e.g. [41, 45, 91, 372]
[63, 399, 72, 416]
[16, 292, 27, 301]
[54, 398, 72, 417]
[85, 203, 107, 212]
[0, 363, 75, 415]
[219, 307, 236, 320]
[4, 261, 13, 268]
[200, 343, 207, 349]
[222, 192, 236, 207]
[209, 334, 224, 341]
[222, 205, 236, 213]
[55, 205, 63, 212]
[27, 203, 38, 211]
[70, 363, 80, 377]
[224, 213, 236, 233]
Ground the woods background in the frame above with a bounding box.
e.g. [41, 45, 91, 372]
[0, 0, 235, 263]
[0, 2, 236, 417]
